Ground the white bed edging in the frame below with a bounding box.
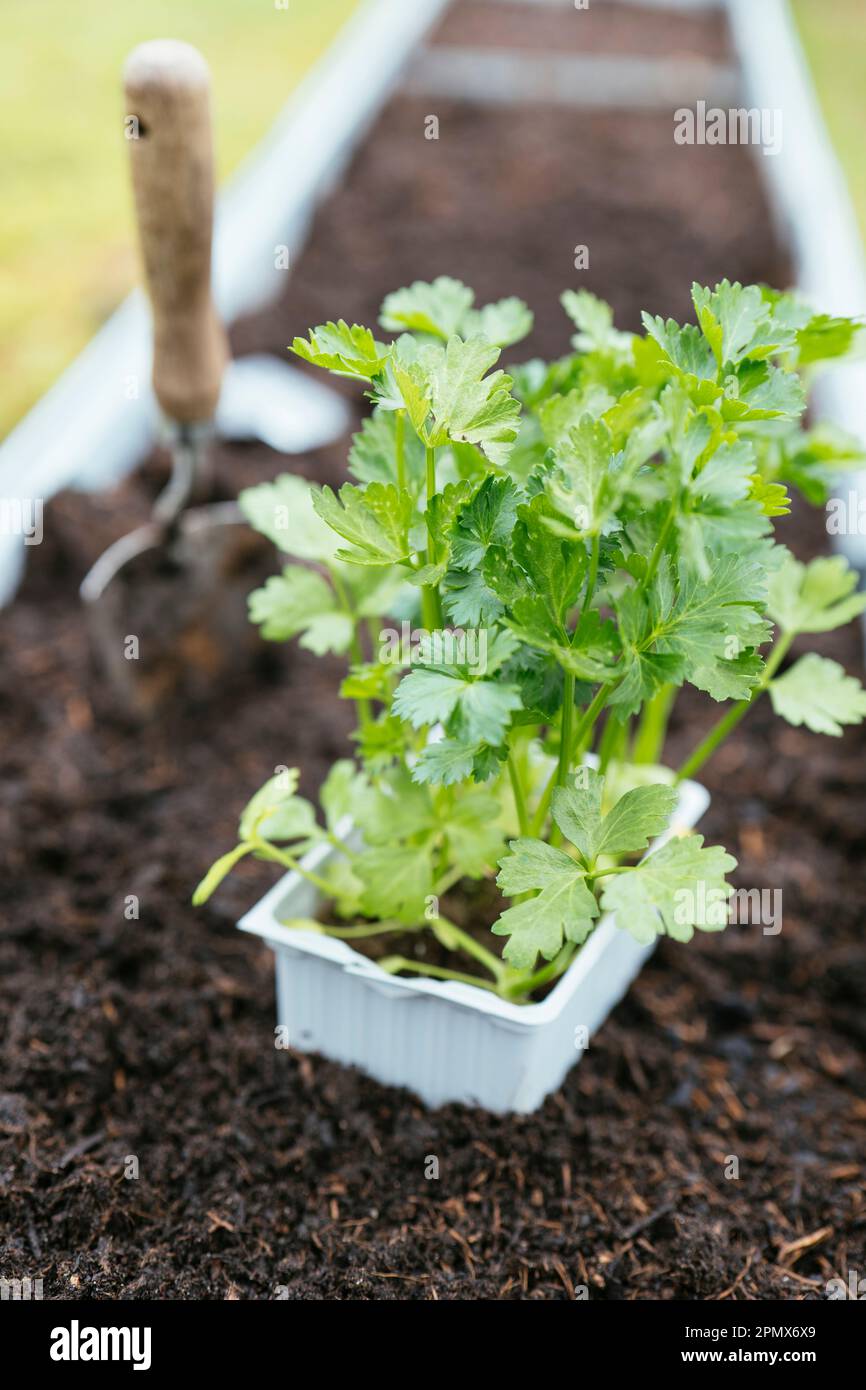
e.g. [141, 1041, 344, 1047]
[726, 0, 866, 585]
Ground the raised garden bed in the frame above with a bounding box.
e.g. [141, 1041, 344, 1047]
[2, 0, 865, 1303]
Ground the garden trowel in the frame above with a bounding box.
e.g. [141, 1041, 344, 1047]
[81, 40, 346, 719]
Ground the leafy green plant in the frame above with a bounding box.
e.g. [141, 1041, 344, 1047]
[194, 276, 866, 1002]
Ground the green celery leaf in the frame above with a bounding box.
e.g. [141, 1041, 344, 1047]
[677, 441, 773, 575]
[340, 663, 393, 702]
[239, 772, 318, 844]
[768, 551, 866, 634]
[493, 838, 599, 968]
[380, 276, 474, 338]
[507, 598, 620, 682]
[539, 385, 615, 450]
[442, 567, 503, 626]
[611, 554, 770, 714]
[424, 336, 521, 465]
[506, 646, 568, 720]
[425, 480, 475, 561]
[642, 313, 718, 383]
[239, 474, 340, 562]
[312, 482, 414, 566]
[562, 290, 634, 356]
[795, 313, 862, 366]
[392, 668, 465, 727]
[291, 320, 390, 380]
[677, 501, 771, 580]
[689, 649, 765, 702]
[609, 650, 685, 719]
[458, 680, 523, 743]
[393, 666, 522, 745]
[600, 836, 736, 944]
[319, 760, 372, 833]
[721, 361, 805, 421]
[472, 745, 504, 782]
[482, 542, 527, 607]
[380, 279, 531, 349]
[447, 790, 507, 876]
[362, 766, 439, 844]
[356, 844, 434, 923]
[464, 296, 534, 348]
[248, 567, 353, 654]
[692, 440, 754, 506]
[551, 768, 677, 864]
[769, 654, 866, 735]
[665, 409, 714, 487]
[411, 738, 480, 786]
[546, 414, 623, 536]
[348, 408, 426, 491]
[412, 626, 517, 676]
[749, 475, 791, 517]
[373, 350, 434, 435]
[692, 279, 796, 367]
[648, 554, 771, 670]
[451, 475, 521, 570]
[320, 858, 365, 921]
[512, 493, 587, 626]
[352, 713, 406, 772]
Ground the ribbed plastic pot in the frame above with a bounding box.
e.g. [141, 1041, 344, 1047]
[238, 778, 709, 1113]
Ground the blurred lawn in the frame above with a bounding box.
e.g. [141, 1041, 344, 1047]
[792, 0, 866, 243]
[0, 0, 359, 437]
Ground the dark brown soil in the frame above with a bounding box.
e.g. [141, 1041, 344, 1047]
[3, 5, 864, 1301]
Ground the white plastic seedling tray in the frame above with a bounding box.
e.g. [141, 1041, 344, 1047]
[239, 778, 710, 1113]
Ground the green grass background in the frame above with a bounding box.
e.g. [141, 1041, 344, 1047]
[3, 1, 863, 439]
[792, 0, 866, 241]
[0, 0, 359, 436]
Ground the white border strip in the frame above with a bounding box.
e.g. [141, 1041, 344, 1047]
[0, 0, 450, 603]
[406, 47, 737, 108]
[484, 0, 722, 10]
[727, 0, 866, 574]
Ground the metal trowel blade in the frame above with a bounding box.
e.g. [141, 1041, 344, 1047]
[80, 502, 272, 720]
